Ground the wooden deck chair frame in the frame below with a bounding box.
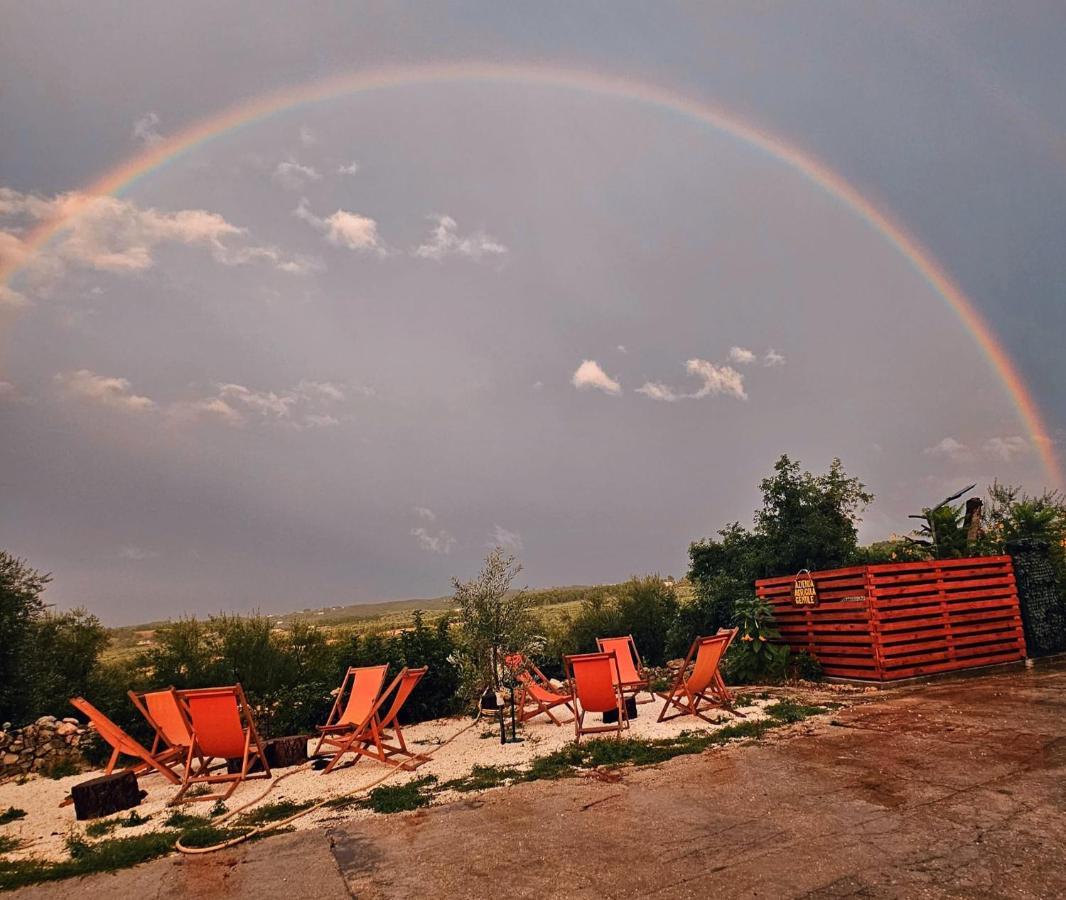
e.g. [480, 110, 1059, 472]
[712, 627, 741, 707]
[596, 634, 653, 703]
[311, 664, 389, 759]
[171, 684, 271, 804]
[319, 666, 429, 774]
[564, 651, 629, 743]
[69, 696, 182, 783]
[506, 655, 574, 726]
[656, 634, 737, 724]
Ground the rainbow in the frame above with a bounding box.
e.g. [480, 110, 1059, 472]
[2, 61, 1059, 485]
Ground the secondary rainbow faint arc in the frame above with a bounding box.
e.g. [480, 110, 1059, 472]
[3, 60, 1060, 486]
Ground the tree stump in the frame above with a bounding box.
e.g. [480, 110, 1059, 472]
[265, 735, 308, 769]
[602, 696, 639, 724]
[70, 770, 144, 821]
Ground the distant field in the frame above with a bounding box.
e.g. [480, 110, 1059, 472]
[101, 583, 659, 662]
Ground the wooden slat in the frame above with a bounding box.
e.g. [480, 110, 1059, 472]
[756, 555, 1026, 683]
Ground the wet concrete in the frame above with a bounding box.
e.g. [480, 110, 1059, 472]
[13, 660, 1066, 898]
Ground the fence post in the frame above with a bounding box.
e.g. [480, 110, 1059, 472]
[1006, 539, 1066, 657]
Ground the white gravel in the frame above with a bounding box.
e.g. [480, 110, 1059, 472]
[0, 694, 777, 863]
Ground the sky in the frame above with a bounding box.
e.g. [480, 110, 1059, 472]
[2, 2, 1065, 624]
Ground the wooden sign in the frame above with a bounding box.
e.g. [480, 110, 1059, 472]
[793, 571, 818, 607]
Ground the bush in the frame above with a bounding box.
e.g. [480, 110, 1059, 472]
[547, 576, 679, 667]
[724, 596, 789, 684]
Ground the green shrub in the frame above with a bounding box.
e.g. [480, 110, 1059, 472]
[547, 576, 679, 668]
[791, 651, 824, 682]
[357, 776, 438, 814]
[725, 597, 789, 684]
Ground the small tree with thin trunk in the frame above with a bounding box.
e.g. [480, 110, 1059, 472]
[452, 547, 534, 702]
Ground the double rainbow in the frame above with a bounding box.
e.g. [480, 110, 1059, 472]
[2, 61, 1059, 485]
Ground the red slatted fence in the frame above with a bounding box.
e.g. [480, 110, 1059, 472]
[755, 556, 1027, 681]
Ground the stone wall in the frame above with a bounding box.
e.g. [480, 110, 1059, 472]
[0, 716, 91, 781]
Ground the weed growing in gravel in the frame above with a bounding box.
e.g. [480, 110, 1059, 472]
[356, 777, 438, 814]
[237, 799, 317, 826]
[0, 810, 25, 827]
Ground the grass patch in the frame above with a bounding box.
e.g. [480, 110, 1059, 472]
[208, 800, 228, 818]
[120, 810, 150, 828]
[356, 777, 438, 814]
[0, 836, 20, 855]
[40, 756, 81, 780]
[83, 819, 117, 838]
[763, 699, 828, 724]
[440, 764, 524, 793]
[176, 824, 248, 849]
[162, 809, 208, 830]
[0, 810, 25, 827]
[0, 831, 178, 891]
[236, 799, 317, 826]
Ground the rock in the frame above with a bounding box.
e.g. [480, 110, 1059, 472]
[56, 722, 78, 737]
[1, 722, 11, 731]
[62, 718, 79, 725]
[36, 716, 57, 726]
[2, 754, 17, 766]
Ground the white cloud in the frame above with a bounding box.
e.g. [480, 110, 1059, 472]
[411, 526, 456, 555]
[571, 360, 621, 395]
[637, 359, 747, 402]
[923, 437, 975, 464]
[337, 161, 360, 176]
[764, 349, 786, 367]
[273, 159, 322, 190]
[172, 379, 353, 429]
[617, 345, 627, 354]
[299, 125, 317, 147]
[413, 215, 507, 262]
[132, 112, 162, 148]
[488, 525, 523, 552]
[0, 188, 310, 287]
[118, 545, 159, 561]
[414, 506, 436, 522]
[0, 380, 15, 398]
[729, 346, 756, 365]
[55, 369, 155, 412]
[295, 199, 385, 254]
[983, 435, 1031, 462]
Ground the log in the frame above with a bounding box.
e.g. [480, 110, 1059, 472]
[225, 735, 308, 774]
[265, 735, 308, 769]
[70, 770, 144, 821]
[602, 696, 638, 724]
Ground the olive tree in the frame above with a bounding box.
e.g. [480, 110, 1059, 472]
[452, 547, 535, 701]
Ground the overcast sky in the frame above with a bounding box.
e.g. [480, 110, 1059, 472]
[2, 2, 1065, 624]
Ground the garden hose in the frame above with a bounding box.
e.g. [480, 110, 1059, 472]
[175, 714, 481, 855]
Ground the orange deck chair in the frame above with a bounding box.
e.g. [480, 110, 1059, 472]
[504, 654, 574, 726]
[712, 627, 740, 704]
[596, 635, 652, 703]
[319, 666, 429, 774]
[312, 664, 389, 759]
[656, 633, 736, 723]
[69, 697, 182, 783]
[564, 651, 628, 743]
[128, 687, 196, 762]
[171, 684, 271, 804]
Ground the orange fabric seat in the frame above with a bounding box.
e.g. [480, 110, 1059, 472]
[69, 696, 183, 783]
[129, 687, 194, 758]
[312, 665, 389, 761]
[564, 651, 628, 743]
[656, 632, 741, 723]
[171, 684, 271, 804]
[596, 635, 652, 702]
